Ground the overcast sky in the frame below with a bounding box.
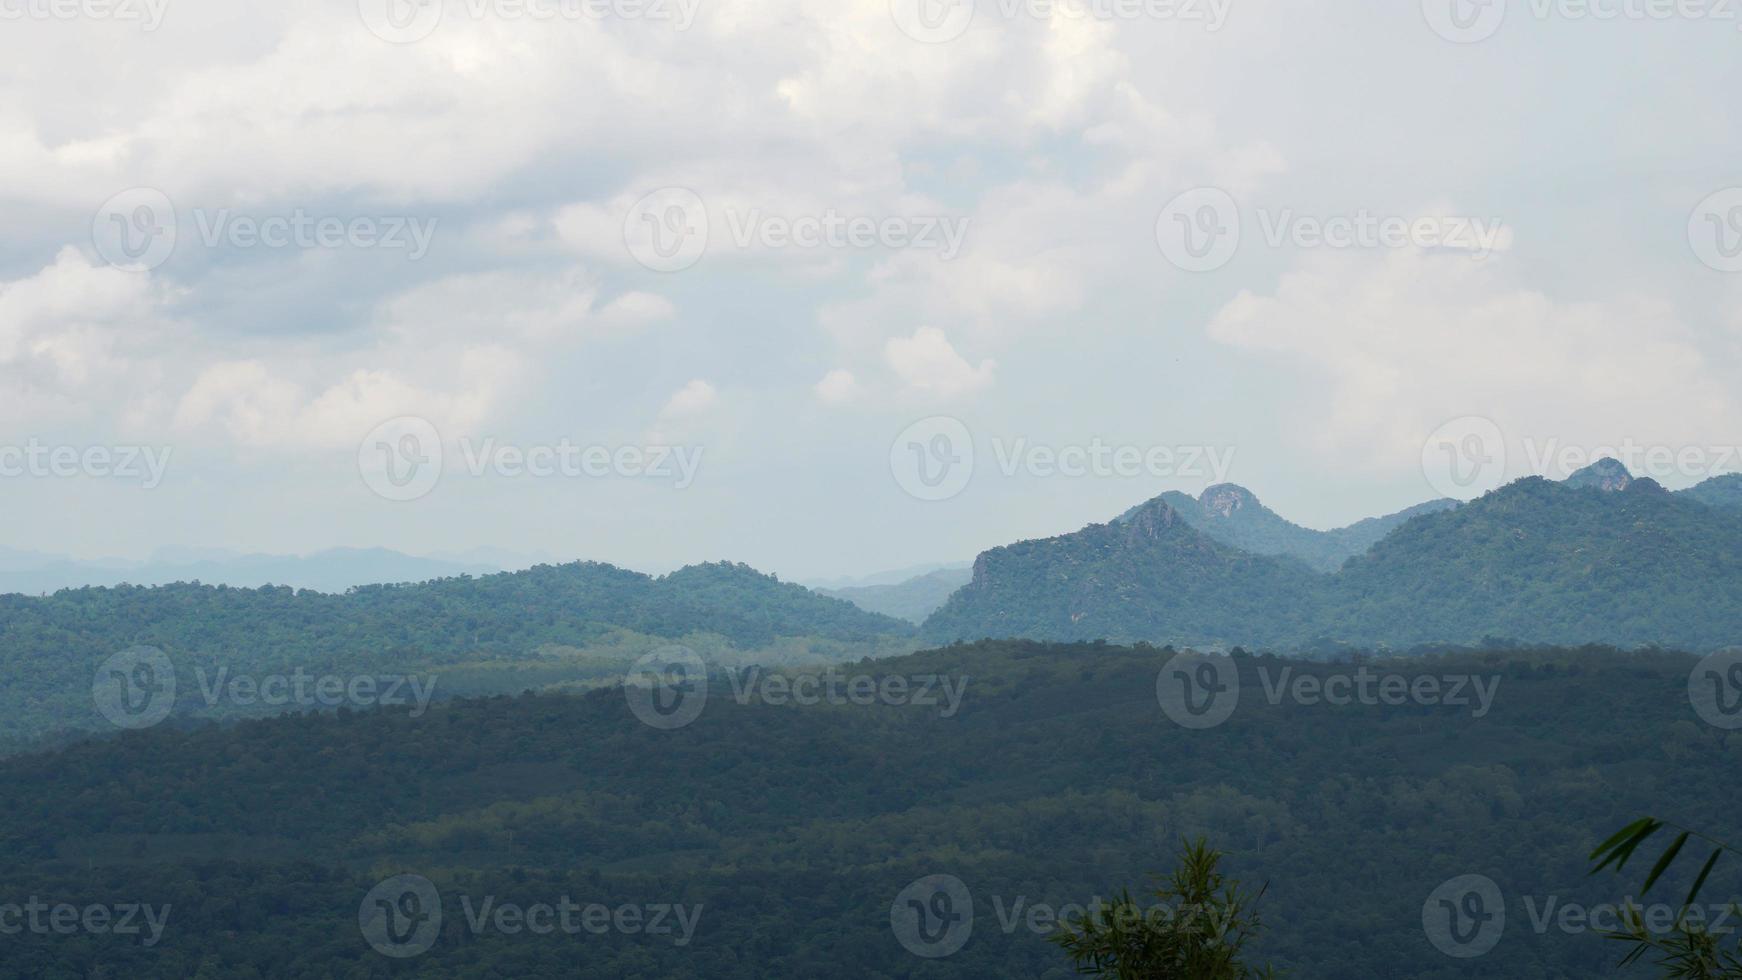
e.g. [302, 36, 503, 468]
[2, 0, 1740, 580]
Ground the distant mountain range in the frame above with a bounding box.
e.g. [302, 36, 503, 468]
[1116, 485, 1461, 572]
[0, 546, 554, 596]
[924, 463, 1742, 652]
[818, 566, 974, 623]
[0, 561, 915, 751]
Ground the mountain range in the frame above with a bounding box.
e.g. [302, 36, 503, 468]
[0, 545, 544, 596]
[924, 462, 1742, 652]
[0, 561, 915, 751]
[817, 566, 974, 623]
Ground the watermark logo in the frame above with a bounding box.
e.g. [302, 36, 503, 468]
[93, 188, 176, 272]
[891, 416, 975, 502]
[194, 668, 439, 717]
[92, 646, 177, 731]
[0, 0, 168, 27]
[1690, 188, 1742, 273]
[93, 190, 437, 269]
[0, 899, 171, 946]
[623, 188, 970, 270]
[1257, 667, 1501, 718]
[1422, 416, 1507, 499]
[359, 418, 705, 502]
[1422, 0, 1507, 42]
[1156, 187, 1240, 272]
[457, 896, 702, 944]
[359, 416, 443, 502]
[624, 187, 710, 272]
[359, 0, 700, 42]
[1423, 874, 1506, 958]
[361, 874, 444, 958]
[1690, 649, 1742, 730]
[359, 0, 444, 41]
[1156, 652, 1240, 729]
[625, 645, 709, 730]
[891, 875, 974, 958]
[726, 668, 968, 717]
[0, 441, 172, 488]
[890, 0, 975, 42]
[1158, 190, 1507, 270]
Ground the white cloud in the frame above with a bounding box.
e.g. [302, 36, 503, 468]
[884, 326, 994, 398]
[814, 368, 859, 404]
[661, 379, 718, 418]
[1206, 248, 1741, 474]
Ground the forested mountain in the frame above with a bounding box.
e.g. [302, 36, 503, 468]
[1326, 473, 1742, 649]
[819, 566, 974, 622]
[1681, 472, 1742, 509]
[0, 561, 914, 752]
[0, 545, 507, 596]
[925, 499, 1327, 648]
[927, 464, 1742, 651]
[1116, 485, 1459, 572]
[0, 642, 1730, 978]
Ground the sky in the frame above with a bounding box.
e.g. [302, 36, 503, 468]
[1, 0, 1740, 581]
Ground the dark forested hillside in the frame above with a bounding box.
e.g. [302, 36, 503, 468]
[0, 641, 1732, 978]
[928, 471, 1742, 651]
[0, 561, 914, 752]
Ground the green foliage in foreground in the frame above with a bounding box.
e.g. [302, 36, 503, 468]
[1054, 838, 1277, 979]
[1590, 818, 1742, 977]
[0, 642, 1736, 978]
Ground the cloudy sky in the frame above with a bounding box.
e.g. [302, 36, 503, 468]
[2, 0, 1739, 580]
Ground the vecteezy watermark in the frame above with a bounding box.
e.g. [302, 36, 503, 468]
[358, 0, 702, 43]
[193, 667, 439, 718]
[725, 667, 969, 717]
[0, 898, 171, 947]
[1423, 873, 1741, 958]
[1690, 188, 1742, 273]
[1690, 650, 1742, 730]
[1156, 188, 1508, 272]
[1156, 653, 1502, 730]
[889, 0, 1232, 44]
[891, 875, 975, 958]
[1422, 416, 1509, 499]
[625, 645, 709, 730]
[0, 0, 167, 29]
[1423, 417, 1742, 500]
[360, 875, 443, 958]
[92, 646, 442, 731]
[889, 416, 1237, 503]
[1424, 0, 1742, 43]
[0, 440, 172, 489]
[358, 416, 704, 502]
[1423, 875, 1507, 957]
[92, 188, 437, 272]
[1156, 652, 1240, 730]
[92, 646, 177, 730]
[621, 187, 970, 272]
[360, 875, 702, 958]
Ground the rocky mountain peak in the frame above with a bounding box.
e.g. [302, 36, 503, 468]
[1565, 457, 1634, 492]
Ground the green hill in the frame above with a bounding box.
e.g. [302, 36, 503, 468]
[0, 641, 1731, 978]
[1680, 472, 1742, 509]
[928, 464, 1742, 651]
[0, 560, 915, 752]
